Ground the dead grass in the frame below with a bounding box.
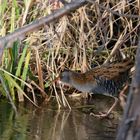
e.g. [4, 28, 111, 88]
[0, 0, 139, 106]
[29, 1, 138, 98]
[30, 0, 139, 85]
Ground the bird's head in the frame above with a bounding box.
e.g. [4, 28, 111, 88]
[59, 69, 72, 84]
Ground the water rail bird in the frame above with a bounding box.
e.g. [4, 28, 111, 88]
[56, 58, 133, 118]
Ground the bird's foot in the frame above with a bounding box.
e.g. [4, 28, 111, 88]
[90, 111, 114, 119]
[90, 112, 108, 118]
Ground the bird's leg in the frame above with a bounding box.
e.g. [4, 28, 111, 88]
[87, 92, 92, 101]
[90, 97, 118, 118]
[119, 84, 129, 109]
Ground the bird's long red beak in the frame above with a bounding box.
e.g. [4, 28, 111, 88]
[51, 76, 60, 84]
[51, 76, 70, 88]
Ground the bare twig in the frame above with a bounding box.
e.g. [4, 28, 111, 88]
[116, 34, 140, 140]
[0, 0, 87, 49]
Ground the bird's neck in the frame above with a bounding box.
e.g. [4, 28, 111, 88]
[70, 72, 95, 92]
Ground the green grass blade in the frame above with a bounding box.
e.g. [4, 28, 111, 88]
[11, 41, 20, 74]
[15, 44, 28, 77]
[4, 72, 37, 106]
[4, 72, 24, 101]
[10, 0, 20, 32]
[0, 72, 17, 113]
[7, 78, 16, 101]
[10, 4, 15, 32]
[13, 0, 20, 17]
[0, 0, 7, 26]
[21, 51, 31, 89]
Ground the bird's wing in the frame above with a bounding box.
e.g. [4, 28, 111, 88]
[86, 58, 133, 81]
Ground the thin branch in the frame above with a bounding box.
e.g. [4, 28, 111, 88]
[0, 0, 87, 49]
[116, 33, 140, 140]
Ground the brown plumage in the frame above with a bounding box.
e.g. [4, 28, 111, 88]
[58, 58, 133, 118]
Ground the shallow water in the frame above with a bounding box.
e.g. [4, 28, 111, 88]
[0, 97, 121, 140]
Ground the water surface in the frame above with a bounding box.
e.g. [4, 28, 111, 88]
[0, 97, 121, 140]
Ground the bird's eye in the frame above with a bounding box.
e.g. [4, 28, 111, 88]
[60, 73, 64, 78]
[62, 73, 65, 77]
